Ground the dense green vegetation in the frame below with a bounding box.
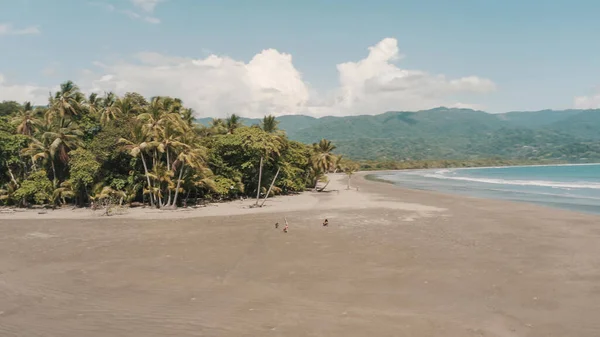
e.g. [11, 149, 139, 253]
[3, 82, 597, 209]
[0, 81, 351, 209]
[198, 107, 600, 162]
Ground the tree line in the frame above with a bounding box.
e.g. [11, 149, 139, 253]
[0, 81, 359, 209]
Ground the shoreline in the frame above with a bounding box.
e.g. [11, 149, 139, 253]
[2, 171, 599, 220]
[364, 167, 600, 216]
[0, 174, 445, 220]
[2, 171, 600, 336]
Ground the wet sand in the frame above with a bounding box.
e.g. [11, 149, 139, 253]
[1, 173, 600, 336]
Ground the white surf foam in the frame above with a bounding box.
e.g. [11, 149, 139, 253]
[422, 173, 600, 190]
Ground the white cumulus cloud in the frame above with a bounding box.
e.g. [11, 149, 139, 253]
[0, 74, 50, 104]
[328, 38, 495, 115]
[574, 92, 600, 109]
[2, 38, 497, 117]
[84, 48, 310, 118]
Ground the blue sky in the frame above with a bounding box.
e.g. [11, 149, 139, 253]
[1, 0, 600, 117]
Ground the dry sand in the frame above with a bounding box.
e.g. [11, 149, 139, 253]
[1, 173, 600, 336]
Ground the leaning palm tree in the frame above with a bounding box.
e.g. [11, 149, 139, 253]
[46, 80, 85, 122]
[260, 115, 279, 133]
[118, 123, 156, 207]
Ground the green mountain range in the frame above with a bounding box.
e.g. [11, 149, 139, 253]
[197, 108, 600, 162]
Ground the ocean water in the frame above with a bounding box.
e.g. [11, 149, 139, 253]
[373, 164, 600, 215]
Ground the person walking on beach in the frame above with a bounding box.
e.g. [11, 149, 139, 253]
[283, 217, 289, 233]
[323, 219, 329, 227]
[275, 222, 279, 229]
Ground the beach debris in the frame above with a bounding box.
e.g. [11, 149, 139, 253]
[275, 222, 279, 229]
[323, 219, 329, 226]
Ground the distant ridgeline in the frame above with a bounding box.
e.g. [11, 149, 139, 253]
[197, 108, 600, 163]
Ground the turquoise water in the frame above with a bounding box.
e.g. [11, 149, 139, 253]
[374, 164, 600, 215]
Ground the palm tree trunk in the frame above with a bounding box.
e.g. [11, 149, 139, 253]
[166, 149, 172, 205]
[7, 166, 19, 187]
[185, 189, 191, 207]
[171, 165, 185, 208]
[255, 157, 263, 205]
[31, 156, 37, 171]
[260, 167, 280, 207]
[50, 160, 57, 187]
[317, 179, 330, 192]
[139, 153, 154, 207]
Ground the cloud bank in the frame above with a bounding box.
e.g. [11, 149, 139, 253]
[574, 92, 600, 109]
[2, 38, 500, 117]
[0, 23, 40, 35]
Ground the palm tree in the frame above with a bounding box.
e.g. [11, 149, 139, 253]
[118, 123, 156, 207]
[23, 136, 54, 182]
[344, 163, 359, 190]
[181, 108, 194, 127]
[114, 96, 137, 117]
[99, 92, 121, 125]
[311, 139, 337, 191]
[225, 114, 242, 134]
[47, 81, 85, 122]
[209, 118, 227, 135]
[168, 133, 208, 208]
[85, 93, 103, 116]
[53, 180, 75, 206]
[149, 162, 174, 207]
[43, 118, 84, 165]
[312, 139, 337, 172]
[138, 96, 172, 138]
[260, 115, 279, 133]
[12, 102, 40, 136]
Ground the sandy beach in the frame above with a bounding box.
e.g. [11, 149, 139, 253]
[1, 173, 600, 336]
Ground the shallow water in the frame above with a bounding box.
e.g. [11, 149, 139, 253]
[374, 164, 600, 214]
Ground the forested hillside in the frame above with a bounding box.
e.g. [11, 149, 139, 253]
[198, 107, 600, 161]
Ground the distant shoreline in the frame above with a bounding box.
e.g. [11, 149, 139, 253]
[364, 164, 600, 216]
[362, 161, 600, 173]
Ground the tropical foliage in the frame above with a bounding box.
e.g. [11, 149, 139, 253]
[0, 81, 346, 208]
